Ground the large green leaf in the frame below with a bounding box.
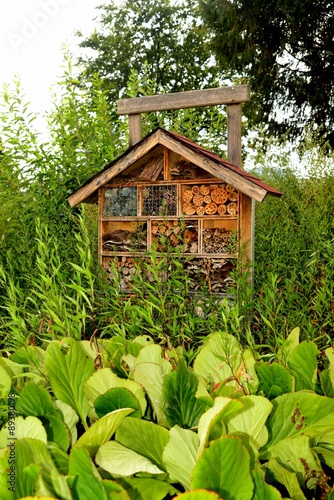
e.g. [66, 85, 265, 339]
[312, 429, 334, 469]
[193, 333, 255, 391]
[101, 480, 130, 500]
[252, 468, 282, 499]
[16, 381, 60, 418]
[120, 478, 179, 500]
[320, 347, 334, 397]
[133, 362, 168, 426]
[47, 442, 70, 475]
[15, 438, 71, 500]
[197, 397, 244, 454]
[191, 436, 254, 500]
[287, 341, 318, 391]
[262, 392, 334, 457]
[0, 416, 47, 447]
[174, 492, 221, 499]
[276, 327, 300, 365]
[96, 441, 164, 476]
[74, 408, 133, 457]
[68, 447, 107, 500]
[116, 417, 169, 470]
[0, 365, 11, 399]
[85, 368, 146, 415]
[95, 387, 142, 418]
[0, 448, 15, 499]
[268, 435, 322, 490]
[54, 400, 79, 446]
[40, 416, 70, 451]
[135, 345, 171, 376]
[105, 336, 144, 377]
[265, 458, 306, 500]
[45, 339, 94, 426]
[257, 362, 294, 399]
[163, 425, 199, 490]
[162, 359, 207, 429]
[226, 395, 273, 449]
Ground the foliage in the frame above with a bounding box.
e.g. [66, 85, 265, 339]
[0, 332, 334, 499]
[0, 54, 128, 293]
[76, 0, 222, 101]
[199, 0, 334, 147]
[251, 144, 334, 348]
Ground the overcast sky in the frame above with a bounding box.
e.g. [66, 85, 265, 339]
[0, 0, 106, 118]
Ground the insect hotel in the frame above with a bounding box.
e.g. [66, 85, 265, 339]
[68, 87, 282, 294]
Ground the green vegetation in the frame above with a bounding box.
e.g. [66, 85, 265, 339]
[0, 18, 334, 495]
[0, 331, 333, 499]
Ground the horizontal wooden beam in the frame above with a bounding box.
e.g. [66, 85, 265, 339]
[117, 85, 250, 115]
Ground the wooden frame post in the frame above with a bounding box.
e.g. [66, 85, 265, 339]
[227, 103, 242, 167]
[128, 114, 142, 146]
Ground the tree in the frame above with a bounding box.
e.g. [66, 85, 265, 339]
[199, 0, 334, 147]
[76, 0, 223, 100]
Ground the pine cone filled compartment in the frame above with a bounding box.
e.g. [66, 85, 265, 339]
[151, 220, 198, 254]
[181, 183, 239, 216]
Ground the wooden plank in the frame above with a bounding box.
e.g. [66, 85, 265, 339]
[158, 129, 267, 202]
[118, 85, 250, 115]
[98, 189, 103, 265]
[240, 192, 254, 283]
[164, 147, 171, 181]
[129, 114, 142, 146]
[68, 132, 159, 208]
[227, 104, 242, 168]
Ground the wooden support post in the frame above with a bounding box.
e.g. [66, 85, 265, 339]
[227, 103, 242, 168]
[128, 113, 142, 146]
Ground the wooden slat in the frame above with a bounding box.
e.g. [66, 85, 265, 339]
[227, 104, 242, 168]
[118, 85, 250, 115]
[68, 133, 159, 208]
[240, 192, 254, 284]
[164, 147, 171, 181]
[129, 113, 142, 146]
[158, 129, 267, 202]
[98, 189, 103, 265]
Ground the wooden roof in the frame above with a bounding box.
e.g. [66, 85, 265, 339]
[68, 128, 282, 208]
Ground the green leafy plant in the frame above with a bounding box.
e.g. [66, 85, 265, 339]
[0, 330, 333, 499]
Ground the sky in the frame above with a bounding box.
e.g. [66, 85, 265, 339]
[0, 0, 106, 120]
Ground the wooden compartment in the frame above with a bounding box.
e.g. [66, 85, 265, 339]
[102, 255, 165, 291]
[102, 186, 138, 217]
[180, 183, 239, 216]
[183, 257, 235, 293]
[102, 256, 137, 291]
[141, 184, 178, 216]
[202, 219, 237, 255]
[101, 221, 147, 253]
[170, 154, 216, 181]
[151, 220, 198, 253]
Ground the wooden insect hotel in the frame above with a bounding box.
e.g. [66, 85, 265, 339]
[68, 86, 282, 294]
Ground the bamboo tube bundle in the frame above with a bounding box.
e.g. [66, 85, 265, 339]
[202, 228, 234, 254]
